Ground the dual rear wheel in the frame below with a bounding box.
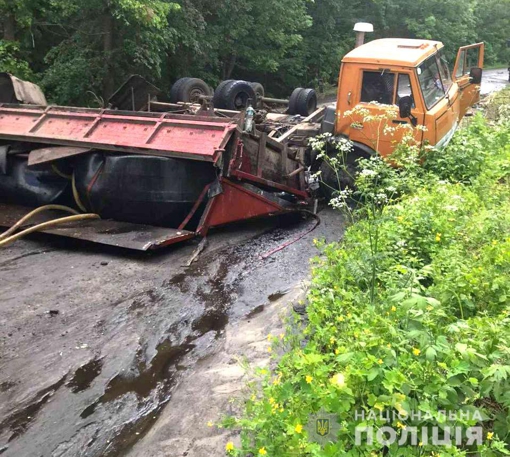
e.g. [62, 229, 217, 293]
[170, 78, 317, 116]
[170, 78, 263, 110]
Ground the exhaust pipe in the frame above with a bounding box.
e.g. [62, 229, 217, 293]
[354, 22, 374, 48]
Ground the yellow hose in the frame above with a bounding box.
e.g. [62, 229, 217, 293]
[72, 172, 88, 213]
[51, 163, 72, 180]
[0, 213, 100, 248]
[0, 204, 80, 240]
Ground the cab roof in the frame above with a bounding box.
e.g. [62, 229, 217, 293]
[342, 38, 443, 67]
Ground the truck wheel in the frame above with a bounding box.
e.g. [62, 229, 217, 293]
[288, 88, 304, 115]
[249, 82, 265, 104]
[170, 77, 210, 103]
[313, 145, 370, 199]
[289, 88, 317, 116]
[220, 80, 256, 110]
[213, 80, 234, 108]
[169, 78, 191, 102]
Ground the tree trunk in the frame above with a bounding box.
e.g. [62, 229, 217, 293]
[222, 54, 237, 79]
[102, 11, 114, 102]
[3, 13, 16, 41]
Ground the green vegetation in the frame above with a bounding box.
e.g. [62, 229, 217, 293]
[1, 0, 509, 105]
[223, 92, 510, 455]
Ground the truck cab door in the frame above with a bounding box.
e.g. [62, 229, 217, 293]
[453, 43, 484, 118]
[344, 69, 425, 159]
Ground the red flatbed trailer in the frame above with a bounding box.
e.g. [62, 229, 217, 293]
[0, 100, 323, 250]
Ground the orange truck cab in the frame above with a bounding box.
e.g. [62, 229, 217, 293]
[332, 38, 484, 159]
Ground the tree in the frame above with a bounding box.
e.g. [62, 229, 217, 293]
[40, 0, 179, 105]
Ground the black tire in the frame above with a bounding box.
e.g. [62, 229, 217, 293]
[213, 80, 235, 108]
[249, 82, 265, 101]
[170, 77, 210, 103]
[312, 144, 370, 200]
[220, 80, 256, 110]
[288, 87, 304, 115]
[169, 77, 192, 103]
[290, 88, 317, 116]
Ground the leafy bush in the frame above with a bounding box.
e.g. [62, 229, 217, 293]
[223, 94, 510, 456]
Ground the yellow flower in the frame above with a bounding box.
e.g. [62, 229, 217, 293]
[295, 424, 303, 434]
[396, 421, 406, 429]
[487, 432, 494, 440]
[391, 305, 397, 312]
[330, 373, 346, 388]
[435, 233, 442, 242]
[397, 216, 404, 223]
[378, 359, 384, 365]
[226, 441, 235, 451]
[267, 346, 272, 353]
[413, 348, 421, 356]
[279, 333, 285, 340]
[387, 343, 392, 348]
[267, 334, 272, 341]
[335, 348, 340, 355]
[207, 421, 214, 427]
[337, 316, 345, 322]
[306, 375, 313, 384]
[330, 336, 336, 344]
[259, 447, 267, 455]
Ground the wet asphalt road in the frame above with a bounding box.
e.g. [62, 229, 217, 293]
[480, 68, 509, 95]
[0, 208, 344, 456]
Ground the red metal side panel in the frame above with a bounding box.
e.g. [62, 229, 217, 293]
[197, 179, 287, 234]
[0, 105, 236, 162]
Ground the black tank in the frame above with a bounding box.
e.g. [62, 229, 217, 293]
[73, 153, 216, 226]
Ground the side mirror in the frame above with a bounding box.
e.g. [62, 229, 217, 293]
[398, 96, 412, 119]
[469, 67, 482, 85]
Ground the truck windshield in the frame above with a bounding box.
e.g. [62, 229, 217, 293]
[436, 50, 452, 92]
[417, 54, 445, 109]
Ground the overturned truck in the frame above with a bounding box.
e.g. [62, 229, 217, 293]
[0, 73, 323, 250]
[0, 38, 484, 250]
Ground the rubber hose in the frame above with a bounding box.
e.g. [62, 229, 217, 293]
[51, 163, 72, 180]
[72, 172, 88, 213]
[0, 214, 100, 248]
[0, 205, 80, 240]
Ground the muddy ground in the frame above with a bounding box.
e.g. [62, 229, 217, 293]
[0, 208, 344, 457]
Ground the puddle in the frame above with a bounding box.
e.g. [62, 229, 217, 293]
[246, 304, 265, 318]
[268, 290, 289, 302]
[67, 359, 104, 394]
[0, 376, 66, 442]
[80, 339, 194, 419]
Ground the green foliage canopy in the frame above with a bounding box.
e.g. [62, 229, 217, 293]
[0, 0, 508, 105]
